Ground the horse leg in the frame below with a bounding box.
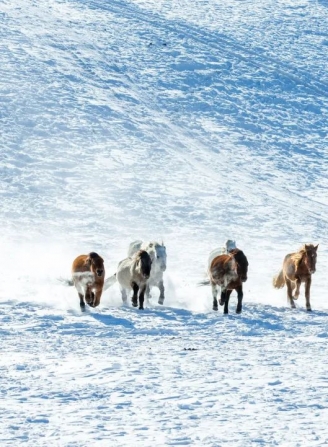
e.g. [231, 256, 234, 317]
[212, 284, 219, 311]
[158, 280, 165, 305]
[223, 290, 232, 315]
[76, 283, 85, 311]
[89, 291, 95, 307]
[286, 278, 296, 309]
[121, 288, 128, 304]
[144, 283, 151, 306]
[146, 283, 152, 299]
[305, 276, 312, 311]
[219, 287, 226, 307]
[93, 289, 102, 308]
[294, 277, 301, 300]
[131, 282, 139, 307]
[235, 286, 243, 314]
[85, 286, 93, 306]
[138, 285, 146, 310]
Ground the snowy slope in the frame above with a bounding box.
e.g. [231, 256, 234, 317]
[1, 0, 328, 445]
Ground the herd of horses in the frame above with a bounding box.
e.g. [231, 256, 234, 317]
[66, 240, 319, 314]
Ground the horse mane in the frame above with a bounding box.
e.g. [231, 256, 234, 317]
[290, 244, 316, 268]
[230, 248, 245, 259]
[88, 252, 100, 259]
[136, 249, 150, 260]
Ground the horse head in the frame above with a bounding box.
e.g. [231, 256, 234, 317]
[87, 252, 105, 277]
[303, 244, 318, 274]
[136, 250, 152, 279]
[155, 243, 167, 272]
[231, 249, 248, 282]
[226, 239, 237, 252]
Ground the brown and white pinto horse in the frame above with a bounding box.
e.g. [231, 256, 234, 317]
[273, 244, 318, 311]
[71, 252, 105, 310]
[201, 248, 249, 314]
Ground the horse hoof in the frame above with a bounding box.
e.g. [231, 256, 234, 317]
[158, 298, 164, 305]
[139, 306, 144, 310]
[213, 306, 218, 311]
[236, 309, 242, 314]
[307, 307, 312, 312]
[219, 300, 224, 306]
[132, 301, 138, 307]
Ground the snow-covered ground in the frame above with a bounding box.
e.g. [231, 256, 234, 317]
[1, 0, 328, 445]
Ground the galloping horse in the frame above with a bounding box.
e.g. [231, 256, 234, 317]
[105, 250, 152, 310]
[273, 244, 318, 311]
[71, 252, 105, 310]
[200, 246, 249, 314]
[128, 240, 167, 305]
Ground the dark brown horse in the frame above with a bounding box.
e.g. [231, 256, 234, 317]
[273, 244, 318, 311]
[71, 252, 105, 310]
[201, 248, 249, 314]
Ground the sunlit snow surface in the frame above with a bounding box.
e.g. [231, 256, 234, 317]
[1, 0, 328, 445]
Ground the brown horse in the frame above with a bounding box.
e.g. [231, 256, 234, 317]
[273, 244, 318, 311]
[201, 248, 249, 314]
[71, 252, 105, 310]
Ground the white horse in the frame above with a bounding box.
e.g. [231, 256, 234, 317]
[105, 250, 152, 310]
[128, 240, 167, 305]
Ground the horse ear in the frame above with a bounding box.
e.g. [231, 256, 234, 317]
[315, 244, 319, 251]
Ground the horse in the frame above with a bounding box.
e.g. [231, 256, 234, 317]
[207, 239, 237, 270]
[273, 244, 318, 311]
[128, 240, 167, 305]
[200, 247, 249, 314]
[105, 249, 152, 310]
[71, 252, 105, 310]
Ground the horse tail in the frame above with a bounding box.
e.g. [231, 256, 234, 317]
[58, 277, 74, 286]
[272, 270, 285, 289]
[103, 273, 117, 291]
[198, 279, 211, 286]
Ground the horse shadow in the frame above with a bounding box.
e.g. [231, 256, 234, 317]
[91, 309, 135, 329]
[236, 302, 328, 336]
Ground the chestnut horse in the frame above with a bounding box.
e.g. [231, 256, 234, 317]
[200, 248, 249, 314]
[273, 244, 318, 311]
[71, 252, 105, 310]
[104, 250, 152, 310]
